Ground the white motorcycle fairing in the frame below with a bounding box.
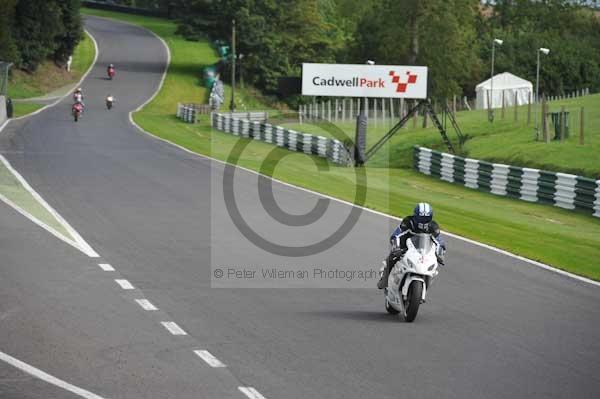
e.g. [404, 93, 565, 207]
[383, 233, 441, 322]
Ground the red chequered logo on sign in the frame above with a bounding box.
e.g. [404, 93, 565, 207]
[389, 71, 418, 93]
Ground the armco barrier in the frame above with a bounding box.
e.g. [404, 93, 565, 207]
[413, 146, 600, 217]
[212, 113, 353, 165]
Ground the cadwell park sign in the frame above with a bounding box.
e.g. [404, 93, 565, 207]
[302, 63, 428, 99]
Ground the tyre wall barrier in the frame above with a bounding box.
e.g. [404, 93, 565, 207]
[211, 113, 353, 165]
[413, 146, 600, 218]
[176, 103, 198, 123]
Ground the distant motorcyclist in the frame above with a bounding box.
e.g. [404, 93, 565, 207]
[377, 202, 446, 289]
[72, 101, 84, 121]
[73, 87, 84, 103]
[106, 95, 114, 110]
[107, 64, 115, 80]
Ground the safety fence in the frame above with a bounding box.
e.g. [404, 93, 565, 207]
[211, 113, 353, 165]
[413, 146, 600, 217]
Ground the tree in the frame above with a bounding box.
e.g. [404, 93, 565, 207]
[54, 0, 84, 65]
[353, 0, 481, 99]
[13, 0, 63, 71]
[0, 0, 18, 64]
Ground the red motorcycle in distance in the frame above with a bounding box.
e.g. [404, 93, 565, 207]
[72, 103, 84, 122]
[107, 64, 115, 80]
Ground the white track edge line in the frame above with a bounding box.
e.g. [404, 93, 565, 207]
[9, 30, 99, 122]
[120, 15, 599, 288]
[238, 387, 268, 399]
[135, 299, 158, 311]
[0, 350, 107, 399]
[0, 193, 82, 251]
[0, 154, 99, 257]
[0, 30, 101, 258]
[161, 321, 187, 335]
[98, 263, 115, 271]
[193, 350, 226, 368]
[115, 279, 134, 290]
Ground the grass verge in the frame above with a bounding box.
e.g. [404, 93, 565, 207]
[8, 32, 96, 100]
[11, 103, 45, 118]
[282, 95, 600, 178]
[0, 31, 97, 245]
[82, 8, 600, 281]
[0, 157, 73, 241]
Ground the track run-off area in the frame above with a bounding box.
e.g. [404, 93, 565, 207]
[0, 16, 599, 399]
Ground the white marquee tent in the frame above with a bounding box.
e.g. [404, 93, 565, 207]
[475, 72, 533, 110]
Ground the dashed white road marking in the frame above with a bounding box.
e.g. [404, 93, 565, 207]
[0, 350, 108, 399]
[135, 299, 158, 311]
[161, 321, 187, 335]
[115, 279, 134, 290]
[194, 350, 226, 368]
[98, 263, 115, 271]
[239, 387, 268, 399]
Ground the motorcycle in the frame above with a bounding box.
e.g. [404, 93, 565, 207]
[72, 104, 83, 122]
[106, 96, 114, 110]
[381, 233, 442, 322]
[107, 67, 115, 80]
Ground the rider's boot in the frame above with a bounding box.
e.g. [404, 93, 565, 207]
[377, 256, 393, 289]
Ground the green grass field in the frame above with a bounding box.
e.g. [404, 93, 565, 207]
[11, 102, 44, 118]
[8, 32, 96, 100]
[82, 8, 600, 280]
[283, 94, 600, 178]
[0, 157, 74, 242]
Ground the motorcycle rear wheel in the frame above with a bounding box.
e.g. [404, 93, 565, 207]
[403, 281, 423, 322]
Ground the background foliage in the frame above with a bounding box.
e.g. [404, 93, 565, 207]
[0, 0, 83, 72]
[170, 0, 600, 101]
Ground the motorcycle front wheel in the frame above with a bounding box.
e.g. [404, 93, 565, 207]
[403, 280, 423, 322]
[385, 298, 399, 315]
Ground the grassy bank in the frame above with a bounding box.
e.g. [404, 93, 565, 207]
[283, 94, 600, 178]
[0, 31, 97, 245]
[82, 8, 600, 280]
[8, 32, 96, 100]
[11, 103, 44, 118]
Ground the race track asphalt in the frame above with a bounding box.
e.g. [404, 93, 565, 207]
[0, 16, 599, 399]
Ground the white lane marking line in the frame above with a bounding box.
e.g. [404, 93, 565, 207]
[0, 350, 107, 399]
[98, 263, 115, 271]
[0, 31, 100, 259]
[161, 321, 187, 336]
[136, 120, 600, 289]
[193, 350, 226, 368]
[135, 299, 158, 311]
[0, 155, 99, 258]
[239, 387, 268, 399]
[9, 30, 99, 122]
[115, 279, 134, 290]
[119, 10, 600, 289]
[0, 193, 82, 252]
